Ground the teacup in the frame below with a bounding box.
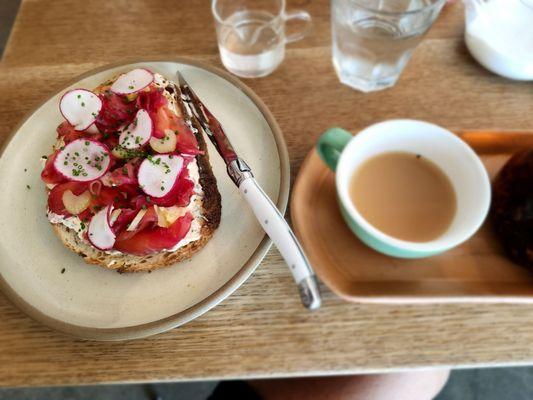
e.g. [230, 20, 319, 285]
[316, 119, 491, 258]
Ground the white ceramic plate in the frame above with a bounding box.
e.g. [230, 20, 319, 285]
[0, 59, 289, 340]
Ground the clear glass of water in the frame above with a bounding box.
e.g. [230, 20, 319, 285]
[211, 0, 312, 78]
[332, 0, 446, 92]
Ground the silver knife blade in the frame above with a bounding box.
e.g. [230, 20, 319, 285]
[177, 71, 237, 166]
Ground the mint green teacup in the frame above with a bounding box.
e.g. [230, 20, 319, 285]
[317, 120, 491, 259]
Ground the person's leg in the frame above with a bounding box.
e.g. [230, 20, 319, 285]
[250, 369, 450, 400]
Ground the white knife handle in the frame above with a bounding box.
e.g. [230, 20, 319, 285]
[239, 177, 321, 310]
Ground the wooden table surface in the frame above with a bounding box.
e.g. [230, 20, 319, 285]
[0, 0, 532, 388]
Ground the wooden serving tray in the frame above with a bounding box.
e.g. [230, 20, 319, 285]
[292, 131, 533, 303]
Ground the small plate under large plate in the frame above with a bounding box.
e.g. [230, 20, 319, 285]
[0, 59, 289, 340]
[292, 132, 533, 304]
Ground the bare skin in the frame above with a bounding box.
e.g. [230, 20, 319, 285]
[250, 370, 451, 400]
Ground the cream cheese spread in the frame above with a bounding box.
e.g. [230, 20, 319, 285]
[46, 73, 205, 254]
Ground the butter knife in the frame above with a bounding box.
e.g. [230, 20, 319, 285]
[176, 71, 321, 310]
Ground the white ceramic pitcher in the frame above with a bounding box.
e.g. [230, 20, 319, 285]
[464, 0, 533, 80]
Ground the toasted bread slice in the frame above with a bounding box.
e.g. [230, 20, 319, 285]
[52, 122, 221, 273]
[49, 75, 221, 273]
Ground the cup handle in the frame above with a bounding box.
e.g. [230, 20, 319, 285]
[316, 127, 353, 171]
[283, 10, 312, 43]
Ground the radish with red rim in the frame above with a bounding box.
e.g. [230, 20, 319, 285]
[110, 68, 154, 95]
[137, 155, 184, 198]
[118, 109, 153, 149]
[84, 123, 100, 134]
[59, 89, 102, 131]
[148, 165, 194, 207]
[54, 138, 111, 182]
[88, 205, 116, 250]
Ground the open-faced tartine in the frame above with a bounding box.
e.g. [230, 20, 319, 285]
[41, 69, 221, 272]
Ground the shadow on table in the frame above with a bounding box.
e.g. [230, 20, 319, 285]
[0, 0, 21, 58]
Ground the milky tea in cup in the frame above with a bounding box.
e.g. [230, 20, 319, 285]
[316, 120, 491, 259]
[349, 151, 456, 242]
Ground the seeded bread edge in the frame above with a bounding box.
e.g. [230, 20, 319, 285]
[49, 77, 221, 273]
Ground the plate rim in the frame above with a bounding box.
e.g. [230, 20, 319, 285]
[0, 57, 290, 341]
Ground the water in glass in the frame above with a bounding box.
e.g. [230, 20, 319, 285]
[218, 10, 285, 78]
[331, 0, 444, 92]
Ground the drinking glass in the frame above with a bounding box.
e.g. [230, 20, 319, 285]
[331, 0, 446, 92]
[211, 0, 312, 78]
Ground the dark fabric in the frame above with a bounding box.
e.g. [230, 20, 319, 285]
[208, 381, 262, 400]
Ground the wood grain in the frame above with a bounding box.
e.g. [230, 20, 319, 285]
[1, 0, 463, 67]
[291, 145, 533, 302]
[0, 0, 532, 387]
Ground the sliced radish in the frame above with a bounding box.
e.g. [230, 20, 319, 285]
[118, 109, 153, 149]
[110, 208, 139, 234]
[59, 89, 102, 131]
[110, 68, 154, 95]
[54, 138, 111, 182]
[41, 152, 67, 185]
[149, 166, 194, 207]
[88, 205, 116, 250]
[138, 155, 184, 198]
[84, 123, 100, 134]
